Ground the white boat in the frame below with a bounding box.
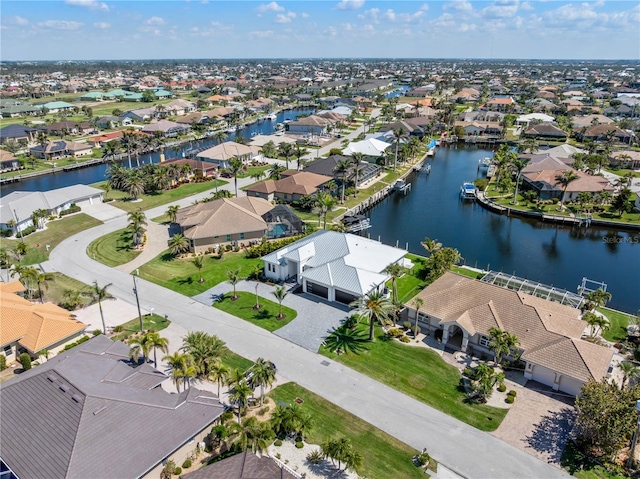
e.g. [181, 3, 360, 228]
[460, 182, 477, 200]
[478, 157, 492, 169]
[393, 178, 412, 194]
[265, 113, 277, 121]
[275, 122, 284, 130]
[226, 126, 237, 133]
[424, 164, 431, 174]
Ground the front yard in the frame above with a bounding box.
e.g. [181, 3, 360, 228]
[86, 227, 142, 267]
[213, 291, 297, 332]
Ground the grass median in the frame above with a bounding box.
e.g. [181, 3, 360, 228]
[213, 291, 297, 332]
[86, 227, 142, 267]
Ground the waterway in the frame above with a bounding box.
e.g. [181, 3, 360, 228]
[367, 146, 639, 314]
[0, 108, 314, 196]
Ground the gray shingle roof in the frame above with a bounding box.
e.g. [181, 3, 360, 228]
[182, 450, 297, 479]
[0, 335, 224, 479]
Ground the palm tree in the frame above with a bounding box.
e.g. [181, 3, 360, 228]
[487, 327, 520, 365]
[248, 358, 276, 406]
[509, 158, 530, 205]
[267, 163, 285, 180]
[227, 417, 273, 453]
[166, 205, 179, 224]
[213, 130, 227, 145]
[584, 288, 612, 312]
[333, 158, 351, 204]
[192, 256, 205, 283]
[168, 233, 190, 256]
[618, 361, 640, 389]
[128, 334, 153, 364]
[349, 152, 365, 197]
[228, 157, 244, 197]
[181, 331, 228, 376]
[126, 174, 146, 201]
[121, 130, 139, 169]
[228, 380, 253, 423]
[392, 128, 407, 172]
[80, 281, 112, 334]
[271, 285, 288, 319]
[313, 191, 336, 229]
[582, 311, 610, 338]
[144, 331, 169, 368]
[163, 352, 197, 392]
[208, 361, 230, 397]
[555, 170, 579, 209]
[421, 237, 442, 256]
[412, 297, 425, 338]
[350, 290, 395, 342]
[250, 170, 265, 183]
[383, 262, 406, 310]
[294, 144, 309, 170]
[226, 268, 241, 299]
[278, 143, 294, 170]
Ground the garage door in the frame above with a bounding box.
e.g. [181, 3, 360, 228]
[531, 364, 557, 389]
[559, 376, 583, 396]
[306, 281, 328, 299]
[335, 289, 358, 305]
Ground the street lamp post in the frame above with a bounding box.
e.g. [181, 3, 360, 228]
[132, 269, 143, 332]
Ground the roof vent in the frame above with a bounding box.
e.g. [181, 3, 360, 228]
[47, 374, 57, 382]
[71, 394, 83, 403]
[59, 384, 69, 392]
[93, 406, 107, 416]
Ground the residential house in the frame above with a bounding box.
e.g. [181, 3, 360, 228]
[30, 140, 93, 160]
[404, 272, 613, 396]
[0, 335, 225, 479]
[303, 154, 381, 186]
[577, 124, 634, 144]
[94, 115, 133, 129]
[160, 157, 217, 179]
[141, 120, 190, 138]
[245, 171, 333, 203]
[262, 230, 410, 305]
[195, 141, 260, 169]
[522, 123, 568, 140]
[124, 106, 159, 122]
[522, 169, 614, 201]
[162, 98, 196, 116]
[0, 150, 21, 173]
[182, 450, 298, 479]
[176, 197, 304, 253]
[86, 131, 125, 148]
[450, 88, 481, 103]
[453, 120, 503, 138]
[343, 138, 391, 161]
[515, 113, 555, 127]
[41, 121, 94, 136]
[378, 120, 425, 138]
[571, 115, 614, 130]
[0, 281, 87, 362]
[611, 150, 640, 169]
[0, 99, 42, 118]
[40, 101, 75, 113]
[481, 96, 518, 112]
[286, 115, 332, 136]
[0, 185, 103, 233]
[0, 124, 37, 145]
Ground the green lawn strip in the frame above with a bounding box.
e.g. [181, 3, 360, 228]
[92, 180, 228, 213]
[0, 213, 103, 265]
[269, 382, 427, 479]
[137, 250, 262, 297]
[238, 165, 270, 179]
[220, 351, 254, 373]
[213, 291, 297, 332]
[40, 273, 96, 308]
[561, 441, 629, 479]
[152, 214, 170, 223]
[110, 314, 171, 342]
[86, 227, 142, 267]
[320, 324, 507, 431]
[600, 307, 635, 343]
[450, 266, 485, 280]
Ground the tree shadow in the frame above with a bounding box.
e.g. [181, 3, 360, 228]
[526, 407, 575, 464]
[253, 308, 273, 320]
[160, 252, 175, 262]
[323, 326, 370, 355]
[177, 277, 193, 285]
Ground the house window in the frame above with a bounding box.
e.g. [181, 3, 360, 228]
[3, 345, 12, 355]
[479, 335, 491, 348]
[240, 233, 245, 240]
[226, 235, 231, 242]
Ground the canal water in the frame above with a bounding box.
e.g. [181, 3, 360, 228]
[0, 108, 314, 196]
[367, 146, 639, 314]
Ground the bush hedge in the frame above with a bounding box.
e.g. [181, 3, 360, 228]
[274, 439, 283, 447]
[173, 467, 182, 476]
[59, 204, 81, 217]
[387, 328, 404, 338]
[507, 390, 517, 397]
[497, 384, 507, 393]
[19, 353, 31, 371]
[0, 355, 6, 371]
[182, 459, 192, 469]
[61, 335, 90, 352]
[245, 235, 306, 258]
[505, 396, 515, 404]
[295, 441, 304, 449]
[20, 226, 37, 237]
[399, 335, 411, 343]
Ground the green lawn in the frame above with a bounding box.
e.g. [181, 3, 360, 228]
[137, 250, 262, 297]
[320, 324, 508, 431]
[0, 213, 103, 265]
[111, 314, 171, 342]
[213, 291, 297, 332]
[94, 180, 227, 213]
[221, 351, 254, 373]
[450, 266, 485, 280]
[269, 382, 428, 479]
[600, 307, 636, 343]
[39, 273, 97, 308]
[561, 441, 630, 479]
[86, 227, 142, 267]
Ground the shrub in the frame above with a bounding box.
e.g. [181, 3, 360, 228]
[173, 467, 182, 476]
[225, 244, 233, 252]
[274, 439, 283, 447]
[220, 411, 234, 424]
[497, 384, 507, 393]
[306, 449, 323, 464]
[416, 451, 431, 467]
[59, 204, 81, 217]
[182, 459, 192, 469]
[295, 441, 304, 449]
[463, 367, 473, 377]
[507, 390, 517, 397]
[19, 353, 31, 371]
[505, 396, 515, 404]
[403, 321, 412, 330]
[0, 228, 12, 237]
[92, 329, 102, 336]
[399, 335, 411, 343]
[245, 235, 307, 258]
[387, 328, 404, 338]
[20, 225, 36, 236]
[0, 355, 6, 371]
[61, 335, 90, 352]
[258, 405, 270, 416]
[474, 178, 489, 191]
[113, 325, 124, 332]
[635, 346, 640, 361]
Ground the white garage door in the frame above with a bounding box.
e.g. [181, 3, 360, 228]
[531, 364, 557, 389]
[559, 376, 583, 396]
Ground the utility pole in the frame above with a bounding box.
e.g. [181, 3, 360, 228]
[13, 209, 24, 244]
[132, 269, 143, 332]
[628, 400, 640, 469]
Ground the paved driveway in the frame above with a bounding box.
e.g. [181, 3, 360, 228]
[192, 280, 349, 352]
[81, 201, 127, 222]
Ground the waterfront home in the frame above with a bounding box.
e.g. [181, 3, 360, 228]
[175, 197, 304, 253]
[0, 124, 37, 145]
[453, 120, 503, 138]
[285, 115, 333, 136]
[611, 150, 640, 169]
[0, 150, 21, 172]
[303, 154, 381, 186]
[515, 113, 555, 126]
[160, 157, 217, 179]
[141, 119, 190, 138]
[0, 335, 224, 479]
[0, 184, 103, 233]
[162, 98, 196, 116]
[571, 114, 614, 129]
[0, 281, 87, 362]
[29, 140, 93, 160]
[405, 272, 613, 396]
[378, 120, 425, 138]
[343, 138, 391, 160]
[262, 230, 409, 305]
[86, 131, 125, 148]
[244, 171, 333, 203]
[522, 123, 567, 140]
[182, 450, 298, 479]
[41, 120, 94, 136]
[522, 169, 614, 201]
[577, 124, 634, 144]
[195, 141, 260, 169]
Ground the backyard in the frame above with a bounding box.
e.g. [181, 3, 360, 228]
[320, 324, 508, 431]
[213, 291, 297, 332]
[269, 382, 428, 479]
[1, 213, 103, 265]
[601, 307, 636, 343]
[137, 250, 262, 297]
[86, 227, 142, 267]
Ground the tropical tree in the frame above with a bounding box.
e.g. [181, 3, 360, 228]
[582, 311, 610, 338]
[192, 256, 205, 283]
[227, 417, 274, 453]
[144, 331, 169, 368]
[270, 403, 313, 438]
[294, 144, 309, 170]
[228, 157, 244, 197]
[618, 362, 640, 389]
[383, 262, 406, 309]
[248, 358, 276, 406]
[213, 130, 227, 145]
[278, 143, 294, 170]
[166, 205, 179, 224]
[163, 352, 197, 392]
[421, 237, 442, 256]
[349, 152, 365, 197]
[127, 334, 153, 364]
[168, 233, 190, 256]
[487, 327, 520, 365]
[350, 290, 395, 342]
[208, 361, 230, 397]
[412, 297, 425, 338]
[333, 158, 351, 204]
[509, 158, 530, 204]
[226, 268, 241, 300]
[83, 281, 112, 334]
[584, 288, 612, 312]
[321, 437, 361, 472]
[271, 285, 288, 319]
[181, 331, 228, 376]
[555, 170, 579, 209]
[392, 128, 408, 172]
[313, 191, 336, 229]
[611, 188, 634, 217]
[467, 363, 505, 401]
[267, 163, 285, 180]
[228, 380, 253, 423]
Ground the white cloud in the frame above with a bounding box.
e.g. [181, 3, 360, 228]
[275, 11, 296, 23]
[65, 0, 109, 12]
[255, 2, 284, 14]
[146, 16, 166, 26]
[6, 15, 29, 25]
[93, 22, 110, 29]
[481, 0, 520, 19]
[37, 20, 84, 30]
[336, 0, 365, 11]
[249, 29, 274, 38]
[381, 9, 425, 24]
[358, 8, 379, 22]
[419, 4, 429, 11]
[301, 12, 309, 18]
[443, 0, 473, 13]
[521, 2, 533, 11]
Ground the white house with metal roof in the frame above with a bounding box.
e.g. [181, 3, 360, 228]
[262, 230, 409, 305]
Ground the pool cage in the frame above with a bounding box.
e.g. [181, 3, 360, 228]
[264, 204, 306, 239]
[480, 271, 586, 309]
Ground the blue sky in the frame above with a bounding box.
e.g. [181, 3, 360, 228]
[1, 1, 638, 61]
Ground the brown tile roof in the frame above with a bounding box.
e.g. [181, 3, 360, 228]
[408, 272, 612, 383]
[197, 141, 258, 161]
[177, 197, 273, 240]
[182, 450, 297, 479]
[0, 288, 87, 352]
[246, 171, 332, 196]
[523, 169, 614, 193]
